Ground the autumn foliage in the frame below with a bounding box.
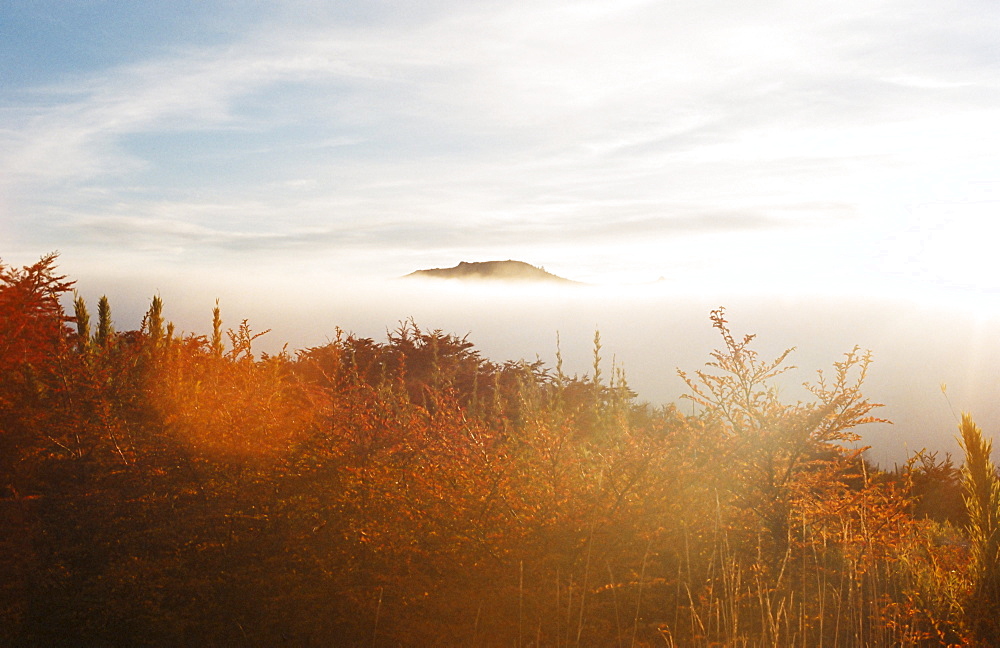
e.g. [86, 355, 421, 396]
[1, 254, 995, 646]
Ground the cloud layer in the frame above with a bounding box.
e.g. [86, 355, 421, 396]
[3, 0, 1000, 288]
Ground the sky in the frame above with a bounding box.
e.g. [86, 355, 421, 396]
[3, 0, 1000, 461]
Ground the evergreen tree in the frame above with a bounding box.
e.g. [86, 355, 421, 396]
[95, 295, 113, 348]
[0, 252, 74, 379]
[73, 292, 91, 354]
[144, 295, 164, 351]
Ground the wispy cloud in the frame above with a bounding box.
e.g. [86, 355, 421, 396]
[3, 0, 1000, 284]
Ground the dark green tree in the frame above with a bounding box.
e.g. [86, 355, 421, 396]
[143, 295, 164, 351]
[95, 295, 113, 348]
[72, 292, 91, 354]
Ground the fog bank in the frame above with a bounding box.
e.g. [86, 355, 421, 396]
[72, 270, 1000, 466]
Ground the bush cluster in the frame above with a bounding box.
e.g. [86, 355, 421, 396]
[1, 254, 995, 646]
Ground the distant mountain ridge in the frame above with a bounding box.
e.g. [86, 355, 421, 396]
[405, 260, 580, 284]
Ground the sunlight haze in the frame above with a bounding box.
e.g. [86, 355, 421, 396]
[4, 0, 1000, 462]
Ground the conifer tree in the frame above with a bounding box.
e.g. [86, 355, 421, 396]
[73, 292, 91, 354]
[0, 252, 74, 376]
[144, 295, 164, 351]
[95, 295, 113, 348]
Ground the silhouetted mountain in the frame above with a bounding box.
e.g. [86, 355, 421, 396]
[405, 260, 581, 284]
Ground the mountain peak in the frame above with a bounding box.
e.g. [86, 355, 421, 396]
[405, 260, 580, 284]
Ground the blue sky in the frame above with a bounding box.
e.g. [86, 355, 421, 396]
[4, 0, 999, 293]
[4, 1, 1000, 459]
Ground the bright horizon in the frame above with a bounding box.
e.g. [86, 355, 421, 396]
[4, 1, 1000, 462]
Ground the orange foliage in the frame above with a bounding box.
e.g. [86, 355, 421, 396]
[0, 261, 988, 646]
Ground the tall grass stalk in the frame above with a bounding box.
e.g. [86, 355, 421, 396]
[471, 600, 482, 648]
[606, 563, 624, 648]
[575, 524, 596, 647]
[959, 412, 1000, 644]
[630, 538, 651, 648]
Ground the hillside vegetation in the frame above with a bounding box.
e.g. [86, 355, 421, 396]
[2, 254, 997, 647]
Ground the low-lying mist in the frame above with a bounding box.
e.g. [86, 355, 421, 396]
[74, 270, 1000, 466]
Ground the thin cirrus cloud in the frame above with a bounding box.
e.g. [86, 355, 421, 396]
[2, 0, 999, 288]
[5, 0, 1000, 467]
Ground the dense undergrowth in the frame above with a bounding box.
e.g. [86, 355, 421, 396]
[2, 254, 998, 646]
